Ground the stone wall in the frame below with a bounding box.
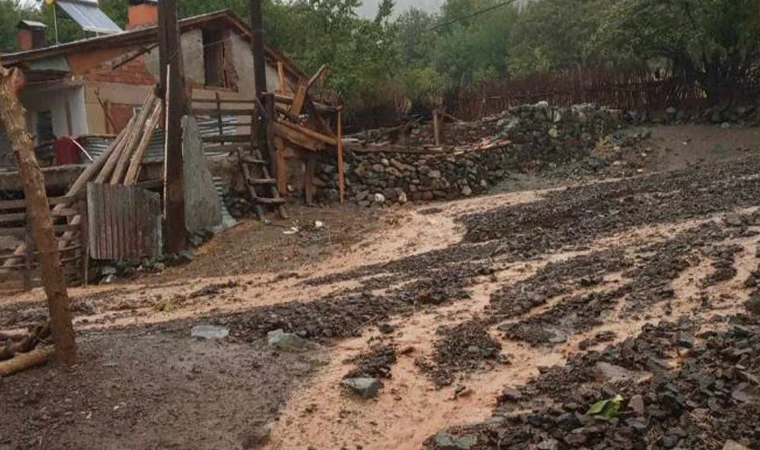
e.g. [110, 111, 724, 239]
[318, 102, 618, 205]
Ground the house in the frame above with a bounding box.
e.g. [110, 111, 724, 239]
[0, 1, 307, 154]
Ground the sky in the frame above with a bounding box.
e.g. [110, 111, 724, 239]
[355, 0, 445, 19]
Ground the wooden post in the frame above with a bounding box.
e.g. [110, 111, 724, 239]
[79, 199, 89, 287]
[0, 65, 76, 366]
[250, 0, 267, 97]
[337, 108, 345, 204]
[23, 220, 32, 291]
[215, 91, 224, 145]
[158, 0, 187, 254]
[304, 151, 316, 206]
[433, 109, 441, 146]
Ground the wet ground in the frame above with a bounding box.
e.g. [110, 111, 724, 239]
[2, 130, 760, 450]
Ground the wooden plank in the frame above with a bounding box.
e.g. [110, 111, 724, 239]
[23, 222, 32, 291]
[277, 120, 338, 146]
[290, 82, 308, 116]
[0, 196, 80, 211]
[192, 107, 257, 116]
[307, 65, 328, 89]
[202, 135, 253, 143]
[272, 122, 323, 152]
[249, 178, 276, 185]
[192, 98, 256, 105]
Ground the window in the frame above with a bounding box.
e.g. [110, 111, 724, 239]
[203, 28, 225, 88]
[36, 110, 54, 143]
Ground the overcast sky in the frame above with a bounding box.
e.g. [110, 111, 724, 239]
[355, 0, 445, 18]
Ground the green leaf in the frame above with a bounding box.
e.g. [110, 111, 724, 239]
[588, 394, 624, 418]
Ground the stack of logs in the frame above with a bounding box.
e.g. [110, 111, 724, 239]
[0, 324, 52, 377]
[0, 89, 162, 376]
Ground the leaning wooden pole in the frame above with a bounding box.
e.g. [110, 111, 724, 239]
[0, 65, 76, 366]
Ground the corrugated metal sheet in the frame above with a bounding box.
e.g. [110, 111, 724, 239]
[87, 183, 162, 261]
[81, 116, 236, 162]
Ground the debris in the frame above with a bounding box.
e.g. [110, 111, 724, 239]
[431, 431, 477, 450]
[191, 325, 230, 340]
[723, 440, 752, 450]
[341, 377, 381, 399]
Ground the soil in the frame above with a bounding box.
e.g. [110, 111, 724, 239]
[2, 124, 760, 450]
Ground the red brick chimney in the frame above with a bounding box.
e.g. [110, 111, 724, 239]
[16, 20, 47, 51]
[127, 0, 159, 30]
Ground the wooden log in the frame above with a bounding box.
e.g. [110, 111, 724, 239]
[0, 346, 53, 377]
[290, 82, 308, 116]
[111, 93, 157, 184]
[307, 64, 328, 89]
[124, 102, 162, 185]
[0, 66, 76, 366]
[433, 109, 441, 146]
[95, 114, 137, 183]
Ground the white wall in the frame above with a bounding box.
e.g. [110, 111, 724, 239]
[21, 83, 88, 141]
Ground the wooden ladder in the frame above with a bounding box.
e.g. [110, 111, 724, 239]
[237, 145, 288, 221]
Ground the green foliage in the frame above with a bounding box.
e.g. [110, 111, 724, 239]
[587, 394, 623, 419]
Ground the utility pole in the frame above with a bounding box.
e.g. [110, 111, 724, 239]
[0, 65, 76, 366]
[250, 0, 274, 165]
[250, 0, 267, 97]
[158, 0, 187, 253]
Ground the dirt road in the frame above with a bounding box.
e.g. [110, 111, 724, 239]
[2, 148, 760, 449]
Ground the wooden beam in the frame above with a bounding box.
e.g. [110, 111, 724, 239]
[290, 82, 308, 116]
[307, 64, 328, 89]
[337, 108, 345, 204]
[272, 122, 324, 152]
[277, 120, 337, 146]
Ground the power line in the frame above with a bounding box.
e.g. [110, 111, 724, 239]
[426, 0, 518, 32]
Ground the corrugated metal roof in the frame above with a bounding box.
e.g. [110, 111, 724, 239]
[56, 0, 122, 34]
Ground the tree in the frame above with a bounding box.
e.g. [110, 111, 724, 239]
[591, 0, 760, 104]
[508, 0, 609, 76]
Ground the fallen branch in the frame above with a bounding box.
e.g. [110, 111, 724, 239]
[0, 346, 53, 377]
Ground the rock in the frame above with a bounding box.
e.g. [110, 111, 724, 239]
[595, 362, 652, 384]
[100, 266, 117, 276]
[676, 332, 696, 349]
[746, 296, 760, 315]
[355, 190, 369, 201]
[378, 323, 395, 334]
[725, 214, 744, 227]
[177, 249, 195, 263]
[397, 191, 408, 204]
[341, 377, 381, 399]
[191, 325, 230, 340]
[373, 193, 386, 203]
[537, 439, 559, 450]
[100, 274, 116, 284]
[629, 394, 645, 415]
[432, 431, 477, 450]
[266, 329, 314, 352]
[461, 185, 472, 196]
[429, 170, 442, 179]
[497, 388, 522, 403]
[723, 441, 751, 450]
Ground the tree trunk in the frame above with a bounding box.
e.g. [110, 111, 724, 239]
[0, 65, 77, 367]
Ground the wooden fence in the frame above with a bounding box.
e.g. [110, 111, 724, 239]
[445, 65, 758, 122]
[0, 195, 87, 292]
